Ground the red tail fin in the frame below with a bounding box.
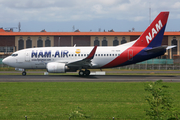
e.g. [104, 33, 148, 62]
[133, 12, 169, 47]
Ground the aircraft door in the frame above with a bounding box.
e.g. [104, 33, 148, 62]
[25, 51, 30, 62]
[128, 49, 133, 61]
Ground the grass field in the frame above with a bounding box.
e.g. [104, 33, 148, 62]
[0, 82, 180, 120]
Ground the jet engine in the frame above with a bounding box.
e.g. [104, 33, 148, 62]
[46, 62, 67, 73]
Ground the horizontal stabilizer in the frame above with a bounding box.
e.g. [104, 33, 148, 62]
[166, 45, 176, 50]
[145, 45, 167, 53]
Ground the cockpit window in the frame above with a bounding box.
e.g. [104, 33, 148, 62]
[11, 54, 18, 57]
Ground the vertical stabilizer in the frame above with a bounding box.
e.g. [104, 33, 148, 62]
[133, 12, 169, 47]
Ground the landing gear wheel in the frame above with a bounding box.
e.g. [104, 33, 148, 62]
[84, 70, 90, 76]
[22, 71, 26, 76]
[79, 70, 84, 76]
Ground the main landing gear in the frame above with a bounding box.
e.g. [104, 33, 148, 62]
[79, 69, 90, 76]
[22, 71, 26, 76]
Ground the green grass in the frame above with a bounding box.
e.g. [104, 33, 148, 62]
[0, 82, 180, 120]
[0, 67, 15, 71]
[1, 67, 180, 72]
[106, 73, 180, 76]
[0, 72, 78, 76]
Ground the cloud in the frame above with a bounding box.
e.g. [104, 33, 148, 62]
[0, 0, 77, 9]
[0, 0, 179, 32]
[133, 16, 145, 21]
[172, 2, 180, 8]
[91, 4, 107, 14]
[0, 0, 132, 23]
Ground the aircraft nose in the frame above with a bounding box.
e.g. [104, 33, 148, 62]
[2, 57, 9, 65]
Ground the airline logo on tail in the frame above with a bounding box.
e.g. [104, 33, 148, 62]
[146, 20, 163, 44]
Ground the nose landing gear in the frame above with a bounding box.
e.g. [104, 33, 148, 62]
[22, 71, 26, 76]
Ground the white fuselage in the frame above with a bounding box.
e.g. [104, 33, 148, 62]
[3, 42, 135, 69]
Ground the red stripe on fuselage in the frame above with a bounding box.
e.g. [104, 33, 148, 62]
[101, 46, 144, 68]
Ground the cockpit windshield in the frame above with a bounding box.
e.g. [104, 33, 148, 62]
[11, 54, 18, 57]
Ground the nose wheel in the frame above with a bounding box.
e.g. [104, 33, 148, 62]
[22, 71, 26, 76]
[79, 70, 90, 76]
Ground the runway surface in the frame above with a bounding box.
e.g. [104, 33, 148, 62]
[0, 75, 180, 82]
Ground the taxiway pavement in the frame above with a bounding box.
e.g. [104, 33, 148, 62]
[0, 75, 179, 82]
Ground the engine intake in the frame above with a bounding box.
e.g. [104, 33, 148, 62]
[46, 62, 67, 73]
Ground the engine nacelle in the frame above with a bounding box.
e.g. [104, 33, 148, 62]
[46, 62, 67, 73]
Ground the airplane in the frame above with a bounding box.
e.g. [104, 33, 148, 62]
[2, 11, 175, 76]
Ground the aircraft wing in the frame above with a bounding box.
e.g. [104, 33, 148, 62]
[66, 46, 97, 68]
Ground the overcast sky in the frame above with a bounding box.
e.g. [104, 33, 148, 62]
[0, 0, 180, 32]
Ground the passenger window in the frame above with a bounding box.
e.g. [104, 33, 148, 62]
[81, 54, 83, 56]
[101, 54, 103, 56]
[104, 54, 106, 56]
[78, 54, 80, 56]
[75, 54, 77, 57]
[84, 54, 86, 56]
[112, 54, 114, 56]
[98, 54, 100, 56]
[107, 54, 108, 56]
